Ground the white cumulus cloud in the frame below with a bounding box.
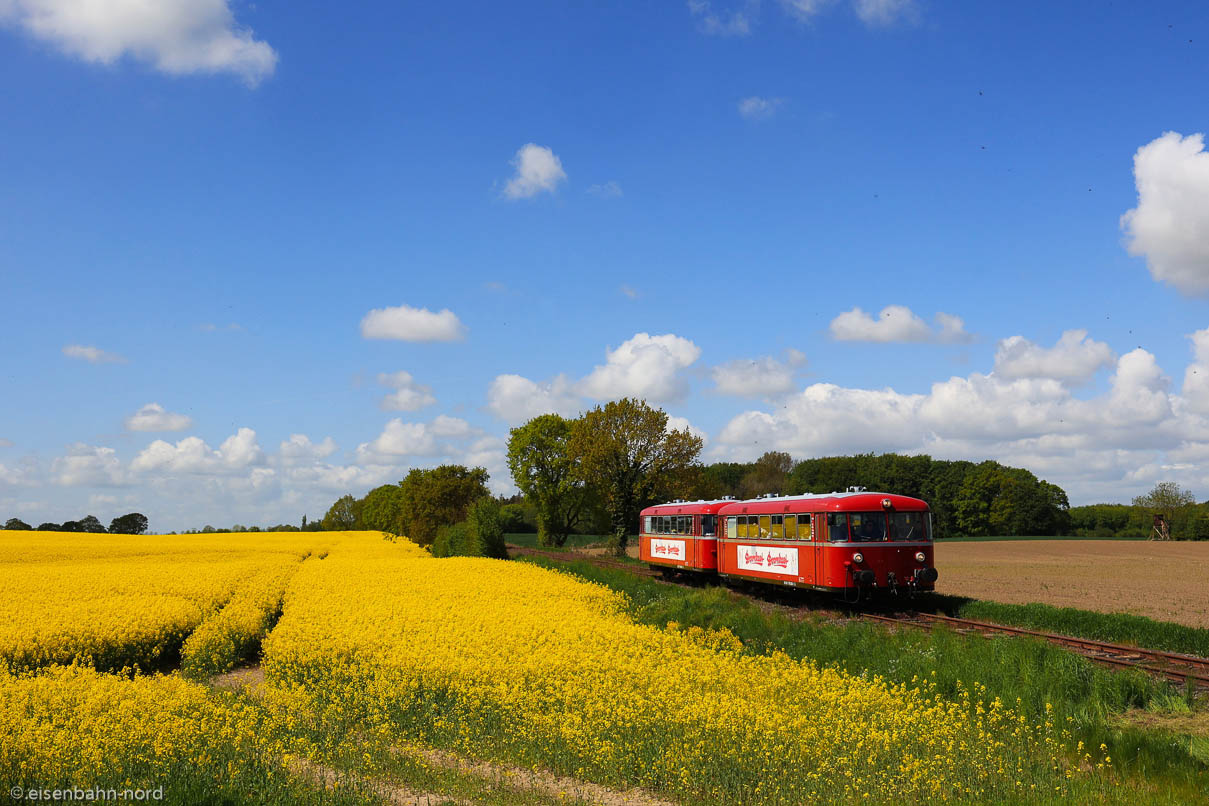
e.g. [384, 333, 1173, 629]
[355, 416, 476, 462]
[829, 305, 971, 343]
[63, 344, 127, 364]
[131, 427, 263, 475]
[52, 444, 127, 486]
[1121, 131, 1209, 296]
[579, 333, 702, 402]
[487, 374, 582, 425]
[711, 355, 802, 398]
[738, 96, 782, 120]
[124, 403, 193, 432]
[377, 371, 437, 411]
[503, 144, 566, 200]
[0, 0, 277, 85]
[360, 304, 466, 342]
[277, 434, 337, 466]
[993, 330, 1116, 385]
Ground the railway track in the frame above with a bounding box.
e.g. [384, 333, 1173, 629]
[862, 612, 1209, 690]
[508, 544, 1209, 691]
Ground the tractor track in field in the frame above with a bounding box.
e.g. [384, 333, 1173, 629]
[509, 544, 1209, 691]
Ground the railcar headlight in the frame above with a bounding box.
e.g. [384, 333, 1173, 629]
[852, 552, 864, 564]
[915, 551, 926, 563]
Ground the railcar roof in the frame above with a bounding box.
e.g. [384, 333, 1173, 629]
[717, 492, 930, 513]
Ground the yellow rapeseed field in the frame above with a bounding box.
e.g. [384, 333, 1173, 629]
[0, 530, 335, 673]
[0, 529, 1113, 804]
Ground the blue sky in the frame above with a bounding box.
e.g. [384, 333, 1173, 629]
[4, 0, 1209, 530]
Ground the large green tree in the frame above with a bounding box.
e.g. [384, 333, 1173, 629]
[568, 399, 703, 556]
[321, 494, 362, 531]
[507, 414, 587, 547]
[108, 513, 148, 535]
[738, 451, 795, 498]
[397, 465, 490, 546]
[360, 484, 407, 534]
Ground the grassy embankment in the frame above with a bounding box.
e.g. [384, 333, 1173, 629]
[517, 553, 1209, 802]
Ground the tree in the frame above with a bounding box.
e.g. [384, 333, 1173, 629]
[77, 515, 106, 533]
[397, 465, 490, 546]
[4, 518, 31, 530]
[36, 522, 60, 531]
[507, 414, 588, 547]
[321, 494, 361, 531]
[568, 399, 703, 556]
[109, 513, 149, 535]
[360, 484, 407, 534]
[738, 451, 795, 498]
[1132, 482, 1196, 514]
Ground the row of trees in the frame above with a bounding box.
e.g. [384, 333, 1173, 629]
[4, 513, 149, 534]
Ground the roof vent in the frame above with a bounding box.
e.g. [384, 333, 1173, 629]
[846, 486, 867, 493]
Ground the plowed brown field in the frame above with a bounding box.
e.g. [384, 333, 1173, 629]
[935, 539, 1209, 628]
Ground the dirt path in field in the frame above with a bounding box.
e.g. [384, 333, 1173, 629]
[935, 540, 1209, 628]
[211, 666, 677, 806]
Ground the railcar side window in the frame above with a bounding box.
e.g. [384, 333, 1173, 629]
[758, 515, 771, 539]
[702, 515, 717, 537]
[890, 511, 927, 541]
[726, 516, 737, 539]
[827, 512, 848, 542]
[736, 516, 748, 539]
[799, 515, 813, 541]
[770, 514, 783, 540]
[850, 512, 887, 542]
[783, 514, 796, 540]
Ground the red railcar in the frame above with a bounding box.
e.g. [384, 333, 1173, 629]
[715, 491, 937, 598]
[638, 498, 733, 573]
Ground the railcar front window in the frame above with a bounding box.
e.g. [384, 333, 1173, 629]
[702, 515, 717, 537]
[726, 516, 737, 539]
[849, 512, 887, 542]
[827, 512, 848, 542]
[890, 511, 928, 541]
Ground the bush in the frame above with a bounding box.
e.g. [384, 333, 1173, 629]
[468, 498, 508, 559]
[430, 499, 509, 560]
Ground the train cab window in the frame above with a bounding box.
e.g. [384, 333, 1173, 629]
[702, 515, 717, 537]
[850, 512, 887, 542]
[827, 512, 849, 542]
[644, 516, 652, 534]
[783, 514, 796, 540]
[889, 511, 929, 541]
[726, 516, 737, 539]
[798, 515, 813, 542]
[758, 515, 771, 539]
[770, 514, 784, 540]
